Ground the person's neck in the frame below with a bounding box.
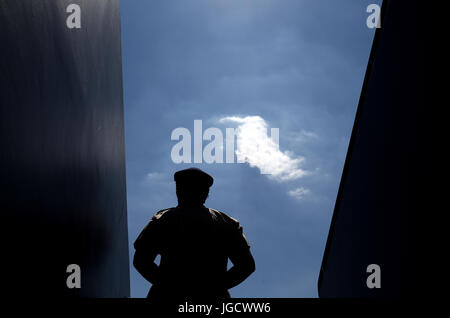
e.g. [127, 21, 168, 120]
[177, 202, 204, 208]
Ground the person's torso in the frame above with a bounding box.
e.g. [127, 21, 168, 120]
[152, 206, 231, 294]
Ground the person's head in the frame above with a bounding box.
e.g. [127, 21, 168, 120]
[174, 168, 214, 207]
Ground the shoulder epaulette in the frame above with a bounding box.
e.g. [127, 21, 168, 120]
[208, 208, 240, 227]
[151, 207, 175, 221]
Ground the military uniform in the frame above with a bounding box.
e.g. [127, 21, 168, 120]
[134, 205, 252, 300]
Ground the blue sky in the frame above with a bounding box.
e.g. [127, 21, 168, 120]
[120, 0, 381, 298]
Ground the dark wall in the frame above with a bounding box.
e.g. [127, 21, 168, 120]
[0, 0, 130, 297]
[318, 1, 442, 297]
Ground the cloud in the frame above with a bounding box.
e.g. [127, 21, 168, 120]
[293, 130, 319, 143]
[288, 187, 311, 200]
[220, 115, 307, 181]
[142, 172, 166, 185]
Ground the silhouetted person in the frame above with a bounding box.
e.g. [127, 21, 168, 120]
[133, 168, 255, 302]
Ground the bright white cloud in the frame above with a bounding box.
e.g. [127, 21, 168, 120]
[220, 115, 307, 182]
[288, 187, 311, 200]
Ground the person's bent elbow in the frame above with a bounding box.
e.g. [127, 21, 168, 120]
[133, 249, 150, 272]
[249, 258, 256, 274]
[239, 253, 255, 277]
[133, 251, 143, 271]
[245, 256, 256, 275]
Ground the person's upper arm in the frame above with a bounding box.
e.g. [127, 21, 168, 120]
[228, 221, 251, 252]
[133, 214, 166, 284]
[227, 219, 254, 270]
[134, 215, 161, 252]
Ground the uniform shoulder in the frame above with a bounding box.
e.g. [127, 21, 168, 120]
[139, 207, 175, 233]
[134, 208, 175, 249]
[208, 208, 241, 226]
[151, 207, 176, 222]
[209, 208, 250, 248]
